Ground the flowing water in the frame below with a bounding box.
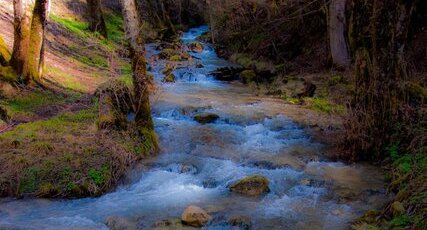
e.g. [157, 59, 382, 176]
[0, 26, 388, 230]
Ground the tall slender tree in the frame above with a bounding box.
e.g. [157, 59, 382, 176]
[26, 0, 50, 84]
[329, 0, 349, 68]
[10, 0, 50, 84]
[120, 0, 153, 129]
[10, 0, 33, 80]
[86, 0, 108, 38]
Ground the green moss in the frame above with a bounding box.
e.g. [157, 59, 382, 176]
[304, 97, 346, 114]
[0, 35, 11, 65]
[104, 12, 124, 44]
[390, 215, 411, 227]
[18, 168, 38, 193]
[76, 55, 108, 68]
[169, 55, 182, 62]
[282, 95, 301, 105]
[139, 127, 158, 153]
[0, 66, 17, 82]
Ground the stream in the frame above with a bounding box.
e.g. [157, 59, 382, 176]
[0, 26, 388, 230]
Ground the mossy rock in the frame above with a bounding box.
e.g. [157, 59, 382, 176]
[162, 73, 176, 83]
[193, 113, 219, 124]
[229, 175, 270, 196]
[188, 42, 204, 53]
[240, 70, 257, 84]
[159, 48, 180, 59]
[169, 54, 182, 62]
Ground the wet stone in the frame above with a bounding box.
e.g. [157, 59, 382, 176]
[228, 216, 252, 230]
[105, 216, 137, 230]
[229, 175, 270, 196]
[181, 205, 211, 227]
[193, 113, 220, 124]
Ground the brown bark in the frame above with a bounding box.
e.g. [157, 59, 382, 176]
[86, 0, 108, 38]
[25, 0, 50, 84]
[10, 0, 32, 80]
[329, 0, 349, 68]
[120, 0, 153, 129]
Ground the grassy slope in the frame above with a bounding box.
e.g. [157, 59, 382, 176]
[0, 1, 155, 198]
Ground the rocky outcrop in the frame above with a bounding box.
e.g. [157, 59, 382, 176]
[181, 205, 211, 227]
[229, 175, 270, 196]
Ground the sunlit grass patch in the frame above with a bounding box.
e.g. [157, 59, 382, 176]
[46, 66, 89, 92]
[50, 14, 89, 38]
[2, 90, 78, 119]
[304, 97, 346, 114]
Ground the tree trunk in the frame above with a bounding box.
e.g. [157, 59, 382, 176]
[329, 0, 349, 68]
[86, 0, 108, 38]
[120, 0, 153, 129]
[10, 0, 33, 80]
[25, 0, 49, 84]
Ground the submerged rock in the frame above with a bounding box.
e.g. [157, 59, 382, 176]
[229, 175, 270, 196]
[181, 205, 211, 227]
[228, 216, 252, 230]
[193, 113, 219, 124]
[105, 216, 137, 230]
[154, 219, 189, 229]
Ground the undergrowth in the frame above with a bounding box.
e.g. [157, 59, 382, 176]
[0, 106, 156, 198]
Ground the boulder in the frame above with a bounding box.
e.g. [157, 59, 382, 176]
[181, 205, 211, 227]
[188, 42, 204, 53]
[228, 216, 252, 230]
[105, 216, 137, 230]
[193, 113, 219, 124]
[229, 175, 270, 196]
